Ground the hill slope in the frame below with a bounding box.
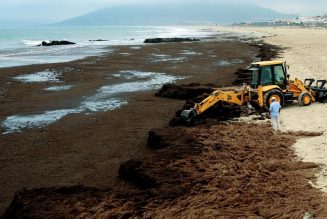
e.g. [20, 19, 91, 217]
[55, 3, 294, 26]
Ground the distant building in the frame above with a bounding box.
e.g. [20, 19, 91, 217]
[233, 15, 327, 27]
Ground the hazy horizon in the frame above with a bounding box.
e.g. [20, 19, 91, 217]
[0, 0, 326, 27]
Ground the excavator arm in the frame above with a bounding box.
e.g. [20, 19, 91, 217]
[181, 88, 247, 123]
[193, 90, 244, 114]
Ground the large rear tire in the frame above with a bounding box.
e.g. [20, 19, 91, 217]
[263, 89, 284, 111]
[298, 92, 312, 106]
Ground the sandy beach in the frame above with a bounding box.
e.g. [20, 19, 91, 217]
[215, 26, 327, 193]
[1, 28, 327, 218]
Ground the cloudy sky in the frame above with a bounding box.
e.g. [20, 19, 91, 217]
[0, 0, 326, 23]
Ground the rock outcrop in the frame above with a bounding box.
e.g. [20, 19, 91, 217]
[144, 38, 200, 43]
[39, 40, 76, 46]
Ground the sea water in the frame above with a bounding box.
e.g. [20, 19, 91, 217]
[0, 26, 210, 133]
[0, 26, 212, 68]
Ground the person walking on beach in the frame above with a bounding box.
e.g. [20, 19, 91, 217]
[269, 97, 282, 132]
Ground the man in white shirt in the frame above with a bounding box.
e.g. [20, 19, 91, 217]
[269, 97, 282, 132]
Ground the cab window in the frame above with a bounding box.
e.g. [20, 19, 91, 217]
[274, 65, 285, 86]
[260, 66, 273, 85]
[251, 70, 259, 87]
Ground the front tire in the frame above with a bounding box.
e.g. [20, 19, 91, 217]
[298, 92, 312, 106]
[263, 89, 284, 111]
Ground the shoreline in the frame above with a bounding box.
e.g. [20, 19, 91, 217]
[2, 26, 327, 217]
[0, 26, 216, 69]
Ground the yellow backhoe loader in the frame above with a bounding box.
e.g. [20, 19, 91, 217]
[181, 60, 327, 123]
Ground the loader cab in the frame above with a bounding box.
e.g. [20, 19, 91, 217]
[249, 61, 287, 89]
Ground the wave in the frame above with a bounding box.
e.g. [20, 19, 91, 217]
[0, 26, 213, 68]
[21, 40, 47, 46]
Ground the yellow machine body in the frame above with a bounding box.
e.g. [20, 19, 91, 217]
[183, 60, 326, 121]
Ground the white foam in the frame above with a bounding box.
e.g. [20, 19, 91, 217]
[232, 59, 245, 64]
[214, 59, 244, 67]
[2, 71, 183, 134]
[179, 50, 203, 55]
[80, 99, 127, 112]
[149, 54, 187, 63]
[151, 54, 170, 58]
[113, 70, 157, 79]
[101, 72, 183, 94]
[14, 70, 61, 83]
[21, 40, 45, 46]
[2, 109, 79, 134]
[44, 85, 75, 91]
[2, 98, 127, 134]
[130, 46, 142, 50]
[214, 60, 231, 67]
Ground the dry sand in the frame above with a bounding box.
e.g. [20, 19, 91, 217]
[216, 26, 327, 192]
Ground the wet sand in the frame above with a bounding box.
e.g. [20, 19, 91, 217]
[0, 39, 257, 213]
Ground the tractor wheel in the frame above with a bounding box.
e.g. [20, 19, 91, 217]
[263, 89, 284, 111]
[298, 92, 312, 106]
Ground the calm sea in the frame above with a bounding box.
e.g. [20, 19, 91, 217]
[0, 26, 212, 68]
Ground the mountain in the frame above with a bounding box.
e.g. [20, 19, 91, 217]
[54, 2, 294, 26]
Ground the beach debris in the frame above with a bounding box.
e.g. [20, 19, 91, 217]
[144, 37, 200, 43]
[119, 159, 157, 189]
[4, 122, 323, 218]
[155, 83, 215, 100]
[254, 42, 282, 61]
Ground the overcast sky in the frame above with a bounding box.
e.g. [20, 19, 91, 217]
[0, 0, 326, 23]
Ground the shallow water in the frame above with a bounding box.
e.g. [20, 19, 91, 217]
[2, 71, 183, 134]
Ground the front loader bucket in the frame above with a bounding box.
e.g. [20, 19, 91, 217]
[180, 108, 198, 125]
[311, 80, 327, 103]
